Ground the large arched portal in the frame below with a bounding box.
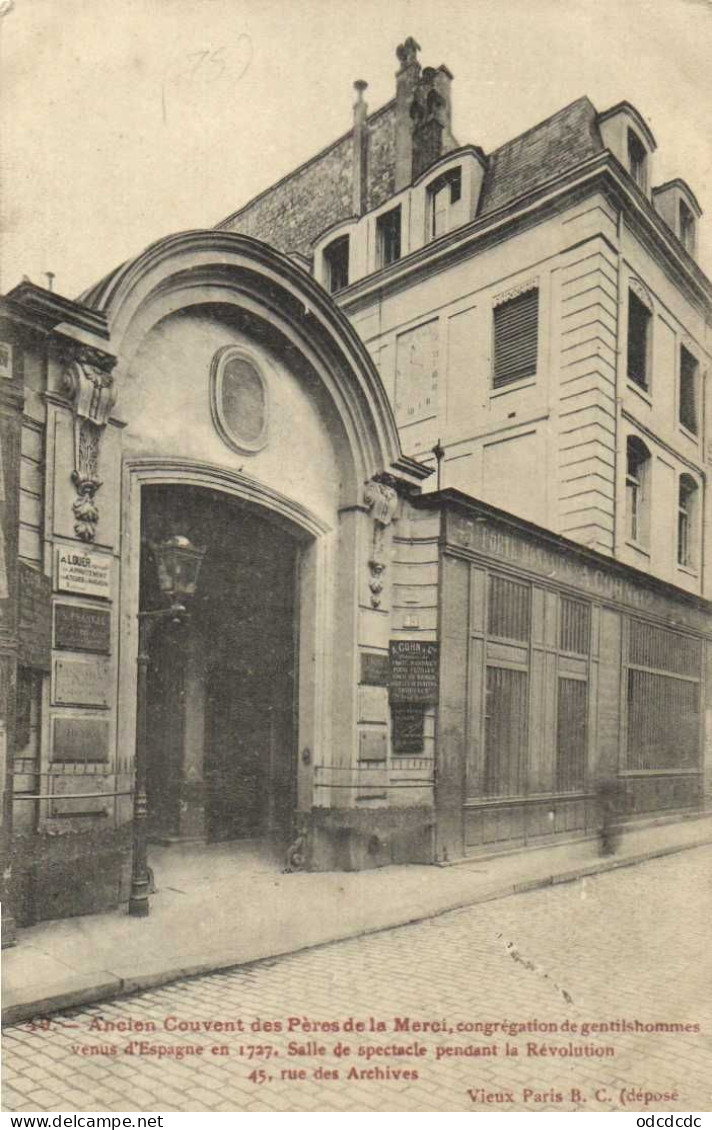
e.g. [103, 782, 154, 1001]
[76, 230, 435, 887]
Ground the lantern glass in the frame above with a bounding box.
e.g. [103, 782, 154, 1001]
[153, 536, 205, 602]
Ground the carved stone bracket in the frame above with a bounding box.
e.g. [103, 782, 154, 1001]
[62, 348, 117, 543]
[364, 478, 398, 609]
[493, 277, 539, 308]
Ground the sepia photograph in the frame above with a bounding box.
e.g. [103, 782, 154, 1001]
[0, 0, 711, 1116]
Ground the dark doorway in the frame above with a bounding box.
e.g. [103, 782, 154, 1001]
[141, 485, 300, 851]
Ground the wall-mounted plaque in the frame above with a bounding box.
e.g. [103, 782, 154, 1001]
[52, 716, 110, 762]
[55, 548, 111, 599]
[394, 319, 439, 427]
[53, 659, 110, 708]
[18, 562, 52, 670]
[360, 652, 389, 687]
[389, 640, 439, 704]
[358, 730, 387, 763]
[49, 775, 109, 818]
[54, 603, 111, 654]
[358, 685, 388, 724]
[391, 703, 425, 754]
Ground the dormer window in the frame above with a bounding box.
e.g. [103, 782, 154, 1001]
[679, 200, 695, 253]
[377, 207, 401, 268]
[628, 130, 647, 191]
[429, 167, 462, 239]
[323, 235, 349, 293]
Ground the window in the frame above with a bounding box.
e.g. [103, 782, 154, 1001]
[488, 574, 531, 641]
[492, 288, 538, 389]
[626, 620, 701, 771]
[559, 597, 591, 655]
[484, 666, 528, 797]
[677, 474, 698, 568]
[627, 129, 647, 191]
[679, 200, 695, 254]
[679, 346, 699, 434]
[377, 207, 401, 268]
[556, 678, 587, 792]
[627, 289, 651, 390]
[626, 436, 650, 546]
[323, 235, 349, 293]
[429, 167, 462, 239]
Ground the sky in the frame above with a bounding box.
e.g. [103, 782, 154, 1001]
[1, 0, 712, 299]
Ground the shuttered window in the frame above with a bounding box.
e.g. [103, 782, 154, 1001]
[556, 678, 587, 791]
[488, 575, 531, 642]
[484, 667, 528, 797]
[626, 620, 702, 771]
[559, 597, 591, 655]
[493, 288, 538, 388]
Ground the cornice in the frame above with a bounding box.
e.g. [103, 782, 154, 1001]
[335, 153, 712, 316]
[3, 282, 110, 340]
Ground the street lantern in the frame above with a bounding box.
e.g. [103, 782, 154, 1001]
[129, 534, 206, 917]
[153, 535, 206, 608]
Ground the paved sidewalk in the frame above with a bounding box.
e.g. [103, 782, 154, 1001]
[3, 813, 711, 1026]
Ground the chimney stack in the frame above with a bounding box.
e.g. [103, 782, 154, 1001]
[394, 39, 455, 190]
[352, 79, 369, 216]
[395, 37, 422, 190]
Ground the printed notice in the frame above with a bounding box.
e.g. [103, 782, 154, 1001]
[56, 548, 112, 599]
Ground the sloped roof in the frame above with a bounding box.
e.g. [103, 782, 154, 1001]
[478, 96, 603, 217]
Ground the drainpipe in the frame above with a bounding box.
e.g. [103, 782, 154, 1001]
[433, 439, 445, 491]
[352, 80, 368, 217]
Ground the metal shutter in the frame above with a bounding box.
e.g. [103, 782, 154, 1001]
[493, 288, 538, 388]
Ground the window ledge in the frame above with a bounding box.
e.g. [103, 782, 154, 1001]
[678, 423, 699, 443]
[490, 376, 537, 400]
[625, 539, 651, 558]
[626, 380, 652, 406]
[676, 563, 699, 579]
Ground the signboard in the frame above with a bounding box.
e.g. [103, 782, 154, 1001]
[55, 548, 111, 599]
[360, 652, 389, 687]
[389, 640, 439, 704]
[54, 603, 111, 654]
[18, 562, 52, 670]
[53, 659, 111, 708]
[52, 716, 110, 762]
[391, 703, 425, 754]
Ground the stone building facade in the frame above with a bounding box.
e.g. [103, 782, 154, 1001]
[1, 39, 711, 932]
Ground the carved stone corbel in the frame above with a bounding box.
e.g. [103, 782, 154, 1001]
[364, 477, 398, 609]
[62, 347, 117, 543]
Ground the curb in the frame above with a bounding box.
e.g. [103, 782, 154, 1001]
[3, 835, 711, 1028]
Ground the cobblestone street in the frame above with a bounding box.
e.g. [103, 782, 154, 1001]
[3, 846, 711, 1113]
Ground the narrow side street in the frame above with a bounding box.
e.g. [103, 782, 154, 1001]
[3, 846, 711, 1113]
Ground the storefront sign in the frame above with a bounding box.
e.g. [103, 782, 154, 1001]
[53, 659, 110, 708]
[391, 703, 425, 754]
[56, 548, 111, 599]
[52, 716, 110, 762]
[18, 562, 52, 670]
[54, 603, 111, 654]
[360, 652, 389, 687]
[389, 640, 439, 704]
